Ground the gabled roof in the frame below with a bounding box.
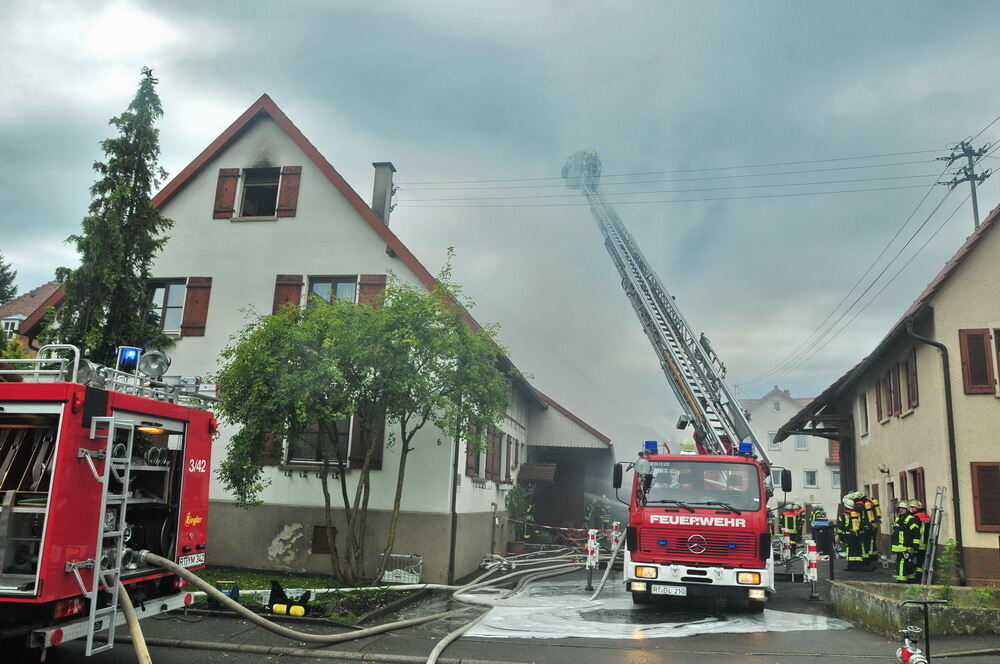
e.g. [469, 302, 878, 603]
[776, 202, 1000, 440]
[152, 95, 606, 424]
[534, 389, 612, 446]
[152, 94, 451, 324]
[0, 281, 64, 337]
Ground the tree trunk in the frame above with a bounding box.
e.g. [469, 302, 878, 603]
[376, 410, 429, 580]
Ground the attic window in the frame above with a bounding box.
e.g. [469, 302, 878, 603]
[241, 167, 281, 216]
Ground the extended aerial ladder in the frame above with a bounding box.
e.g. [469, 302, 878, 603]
[563, 151, 769, 468]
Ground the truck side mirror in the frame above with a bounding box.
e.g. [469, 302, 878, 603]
[781, 468, 793, 493]
[613, 463, 623, 489]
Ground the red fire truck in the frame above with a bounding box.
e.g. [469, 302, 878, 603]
[0, 345, 214, 657]
[564, 151, 793, 611]
[613, 445, 788, 610]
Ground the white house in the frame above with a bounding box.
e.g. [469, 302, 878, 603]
[148, 95, 612, 582]
[740, 386, 840, 517]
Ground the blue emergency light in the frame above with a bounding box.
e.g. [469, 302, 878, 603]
[116, 346, 142, 373]
[658, 539, 668, 546]
[644, 440, 658, 455]
[738, 441, 754, 457]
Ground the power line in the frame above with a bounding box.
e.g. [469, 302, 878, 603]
[766, 192, 971, 381]
[395, 183, 930, 208]
[742, 188, 962, 388]
[400, 159, 935, 191]
[397, 173, 941, 203]
[743, 162, 952, 386]
[969, 112, 1000, 142]
[395, 149, 944, 185]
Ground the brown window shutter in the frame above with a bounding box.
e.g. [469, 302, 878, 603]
[889, 363, 903, 415]
[213, 168, 240, 218]
[971, 462, 1000, 531]
[484, 428, 498, 480]
[875, 377, 883, 420]
[180, 277, 212, 336]
[261, 432, 281, 466]
[358, 274, 387, 307]
[348, 413, 384, 471]
[959, 329, 995, 394]
[505, 435, 512, 480]
[272, 274, 303, 313]
[898, 471, 908, 500]
[465, 442, 479, 477]
[276, 166, 302, 217]
[907, 348, 919, 408]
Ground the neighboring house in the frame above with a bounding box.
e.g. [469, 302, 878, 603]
[147, 94, 612, 582]
[775, 203, 1000, 586]
[0, 281, 64, 349]
[740, 386, 840, 517]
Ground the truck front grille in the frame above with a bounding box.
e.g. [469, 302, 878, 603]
[636, 526, 758, 566]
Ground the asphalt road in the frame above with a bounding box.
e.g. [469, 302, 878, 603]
[20, 567, 1000, 664]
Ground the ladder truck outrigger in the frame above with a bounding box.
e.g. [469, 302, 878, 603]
[0, 345, 215, 658]
[563, 151, 792, 611]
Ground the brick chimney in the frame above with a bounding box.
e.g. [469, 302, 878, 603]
[371, 162, 396, 225]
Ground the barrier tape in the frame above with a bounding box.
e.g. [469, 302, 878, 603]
[500, 516, 614, 535]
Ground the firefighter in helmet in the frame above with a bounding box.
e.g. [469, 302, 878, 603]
[780, 502, 804, 544]
[908, 499, 931, 582]
[836, 496, 864, 570]
[891, 500, 921, 583]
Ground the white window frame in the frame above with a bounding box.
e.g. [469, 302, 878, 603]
[795, 435, 808, 451]
[804, 468, 818, 488]
[831, 470, 841, 489]
[768, 431, 780, 451]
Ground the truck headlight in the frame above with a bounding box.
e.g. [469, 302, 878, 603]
[748, 588, 767, 600]
[737, 572, 761, 585]
[630, 581, 648, 592]
[634, 566, 658, 579]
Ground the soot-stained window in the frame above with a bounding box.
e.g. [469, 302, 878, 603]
[241, 167, 281, 216]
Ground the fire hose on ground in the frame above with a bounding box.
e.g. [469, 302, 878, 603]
[135, 548, 594, 664]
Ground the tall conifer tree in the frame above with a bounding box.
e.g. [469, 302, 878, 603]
[0, 253, 16, 305]
[50, 68, 172, 364]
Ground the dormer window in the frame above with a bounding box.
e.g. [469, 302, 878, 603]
[241, 167, 281, 217]
[213, 166, 302, 220]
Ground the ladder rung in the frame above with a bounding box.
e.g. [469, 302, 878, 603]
[93, 606, 119, 616]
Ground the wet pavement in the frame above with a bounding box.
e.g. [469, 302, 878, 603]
[27, 565, 1000, 663]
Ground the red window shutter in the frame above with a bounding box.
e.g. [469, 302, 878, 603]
[180, 277, 212, 336]
[959, 329, 995, 394]
[276, 166, 302, 217]
[875, 377, 883, 420]
[971, 462, 1000, 531]
[358, 274, 387, 307]
[348, 414, 384, 470]
[907, 348, 919, 408]
[213, 168, 240, 218]
[272, 274, 303, 313]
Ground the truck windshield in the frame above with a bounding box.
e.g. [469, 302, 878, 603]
[641, 460, 761, 512]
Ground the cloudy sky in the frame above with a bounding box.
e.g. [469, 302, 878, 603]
[2, 1, 999, 452]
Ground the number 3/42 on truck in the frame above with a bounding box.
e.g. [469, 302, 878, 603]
[0, 345, 215, 658]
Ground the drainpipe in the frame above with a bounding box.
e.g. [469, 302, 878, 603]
[447, 433, 460, 585]
[905, 319, 966, 585]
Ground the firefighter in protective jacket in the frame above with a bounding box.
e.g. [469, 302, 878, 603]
[908, 499, 931, 581]
[780, 502, 804, 544]
[891, 500, 921, 583]
[836, 497, 864, 570]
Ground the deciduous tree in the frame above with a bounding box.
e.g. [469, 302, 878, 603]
[47, 67, 172, 363]
[215, 267, 511, 584]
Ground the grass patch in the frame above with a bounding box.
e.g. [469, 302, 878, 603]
[181, 566, 407, 622]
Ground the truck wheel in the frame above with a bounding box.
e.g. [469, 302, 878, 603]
[747, 599, 766, 613]
[631, 591, 651, 605]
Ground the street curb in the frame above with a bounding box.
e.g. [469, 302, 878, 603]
[116, 635, 534, 664]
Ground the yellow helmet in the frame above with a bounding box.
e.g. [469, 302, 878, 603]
[908, 499, 923, 510]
